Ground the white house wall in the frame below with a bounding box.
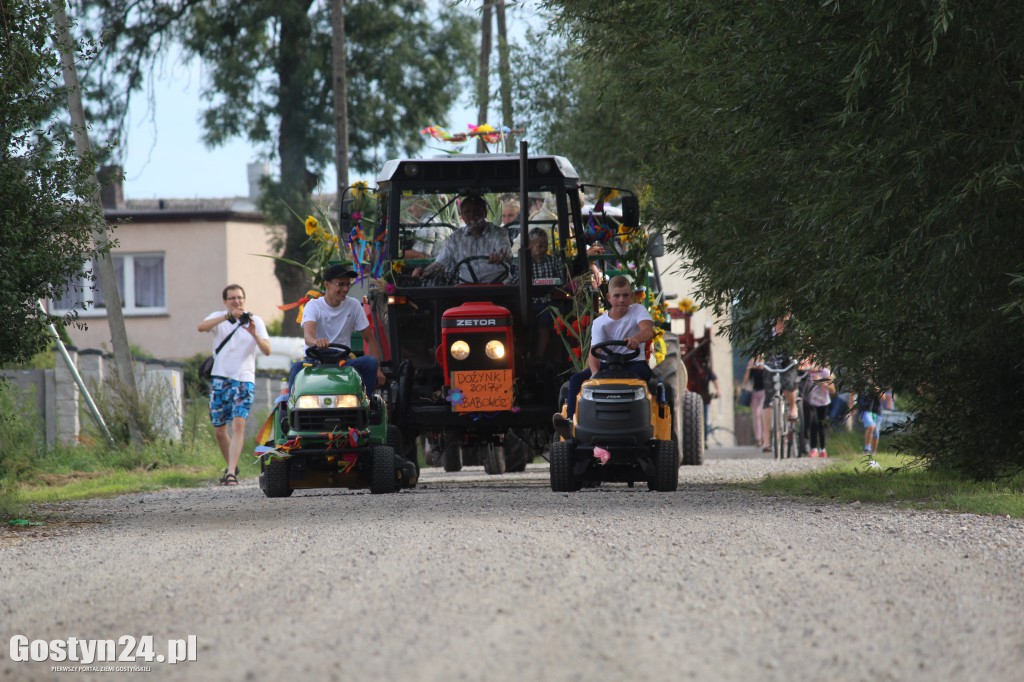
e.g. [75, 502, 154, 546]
[64, 219, 284, 360]
[656, 251, 737, 447]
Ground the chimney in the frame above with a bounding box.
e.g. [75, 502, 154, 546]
[98, 165, 125, 209]
[247, 162, 271, 202]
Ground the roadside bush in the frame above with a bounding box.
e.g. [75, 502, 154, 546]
[181, 353, 208, 397]
[0, 379, 43, 516]
[0, 379, 45, 482]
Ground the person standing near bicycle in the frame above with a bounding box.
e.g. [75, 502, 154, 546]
[763, 314, 800, 421]
[803, 362, 835, 458]
[858, 386, 894, 454]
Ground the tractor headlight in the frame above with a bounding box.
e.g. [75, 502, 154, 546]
[450, 340, 470, 360]
[295, 395, 360, 409]
[485, 340, 505, 360]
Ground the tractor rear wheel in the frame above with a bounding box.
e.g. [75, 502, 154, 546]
[681, 391, 705, 466]
[549, 440, 580, 492]
[648, 439, 680, 492]
[442, 429, 463, 472]
[262, 458, 293, 498]
[370, 445, 397, 494]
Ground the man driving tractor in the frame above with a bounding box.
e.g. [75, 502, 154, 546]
[413, 194, 512, 283]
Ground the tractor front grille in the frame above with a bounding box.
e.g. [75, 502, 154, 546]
[291, 409, 366, 433]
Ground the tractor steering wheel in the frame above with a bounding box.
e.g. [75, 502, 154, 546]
[590, 340, 641, 367]
[453, 255, 511, 284]
[305, 343, 354, 365]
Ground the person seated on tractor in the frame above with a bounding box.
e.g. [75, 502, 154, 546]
[413, 194, 511, 283]
[523, 227, 564, 358]
[552, 274, 655, 439]
[287, 263, 387, 396]
[401, 196, 444, 259]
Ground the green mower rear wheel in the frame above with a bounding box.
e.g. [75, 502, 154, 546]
[370, 445, 397, 494]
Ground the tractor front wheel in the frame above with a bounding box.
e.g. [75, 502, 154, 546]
[442, 429, 463, 472]
[482, 442, 506, 475]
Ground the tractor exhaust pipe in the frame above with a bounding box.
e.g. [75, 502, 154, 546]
[517, 140, 532, 326]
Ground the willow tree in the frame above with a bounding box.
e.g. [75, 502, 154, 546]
[0, 0, 108, 364]
[546, 0, 1024, 477]
[75, 0, 476, 333]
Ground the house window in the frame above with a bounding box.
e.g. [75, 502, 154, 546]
[52, 254, 166, 316]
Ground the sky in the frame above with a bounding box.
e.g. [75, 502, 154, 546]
[119, 4, 543, 201]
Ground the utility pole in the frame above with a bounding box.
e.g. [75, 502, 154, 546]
[476, 1, 493, 153]
[52, 0, 142, 445]
[495, 0, 513, 152]
[331, 0, 349, 192]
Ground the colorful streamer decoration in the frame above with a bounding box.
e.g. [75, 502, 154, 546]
[586, 211, 614, 244]
[278, 289, 324, 324]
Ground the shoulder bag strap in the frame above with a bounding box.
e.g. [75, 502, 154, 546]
[213, 321, 243, 356]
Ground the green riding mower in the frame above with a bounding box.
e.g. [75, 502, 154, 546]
[259, 343, 417, 497]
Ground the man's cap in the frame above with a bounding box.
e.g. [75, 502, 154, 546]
[323, 263, 358, 282]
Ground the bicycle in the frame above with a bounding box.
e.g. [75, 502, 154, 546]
[763, 361, 806, 459]
[704, 398, 735, 448]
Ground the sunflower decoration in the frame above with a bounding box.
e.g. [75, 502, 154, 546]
[652, 327, 668, 364]
[678, 297, 700, 315]
[650, 300, 670, 325]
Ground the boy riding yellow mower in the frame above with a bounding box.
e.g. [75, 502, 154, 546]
[550, 340, 679, 492]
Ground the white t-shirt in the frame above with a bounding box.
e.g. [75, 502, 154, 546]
[301, 296, 369, 348]
[591, 303, 653, 355]
[205, 312, 270, 383]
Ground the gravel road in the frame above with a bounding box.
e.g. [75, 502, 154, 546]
[2, 455, 1022, 682]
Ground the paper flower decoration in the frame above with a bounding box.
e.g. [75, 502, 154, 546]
[446, 387, 466, 407]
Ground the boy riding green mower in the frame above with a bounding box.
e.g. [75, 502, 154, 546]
[257, 263, 417, 496]
[257, 342, 416, 497]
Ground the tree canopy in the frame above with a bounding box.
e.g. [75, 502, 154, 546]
[75, 0, 476, 331]
[0, 0, 108, 364]
[543, 0, 1024, 477]
[510, 23, 639, 188]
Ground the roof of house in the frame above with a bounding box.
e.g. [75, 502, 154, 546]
[105, 197, 265, 223]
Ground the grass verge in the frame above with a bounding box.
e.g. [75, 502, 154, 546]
[16, 465, 253, 505]
[754, 432, 1024, 517]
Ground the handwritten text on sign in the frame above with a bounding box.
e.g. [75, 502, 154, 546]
[451, 370, 513, 413]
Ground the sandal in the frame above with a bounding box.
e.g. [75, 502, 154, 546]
[223, 473, 238, 486]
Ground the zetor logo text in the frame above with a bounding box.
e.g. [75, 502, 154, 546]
[455, 318, 498, 327]
[10, 635, 197, 665]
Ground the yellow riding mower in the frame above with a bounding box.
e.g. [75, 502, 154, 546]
[551, 340, 679, 492]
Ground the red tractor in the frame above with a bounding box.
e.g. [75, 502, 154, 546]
[362, 150, 703, 472]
